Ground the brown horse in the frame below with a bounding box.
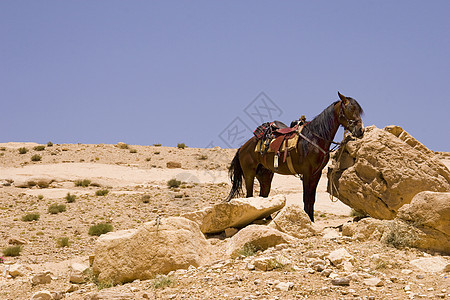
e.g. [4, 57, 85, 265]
[226, 92, 364, 222]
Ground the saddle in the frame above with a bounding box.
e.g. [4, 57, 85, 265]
[253, 116, 307, 173]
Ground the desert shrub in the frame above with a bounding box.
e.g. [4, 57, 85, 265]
[152, 274, 174, 289]
[239, 243, 260, 257]
[47, 141, 53, 147]
[95, 189, 109, 196]
[116, 143, 129, 149]
[154, 151, 160, 155]
[56, 237, 70, 247]
[37, 195, 44, 200]
[350, 208, 368, 218]
[90, 182, 101, 187]
[167, 179, 181, 189]
[22, 213, 40, 222]
[129, 149, 137, 153]
[153, 143, 162, 147]
[198, 154, 208, 160]
[174, 194, 183, 199]
[33, 145, 45, 151]
[18, 147, 28, 154]
[65, 193, 76, 203]
[31, 154, 42, 161]
[145, 157, 151, 162]
[385, 221, 417, 249]
[3, 246, 22, 257]
[74, 179, 91, 187]
[141, 194, 151, 203]
[89, 223, 113, 236]
[0, 147, 6, 151]
[177, 143, 186, 149]
[48, 203, 66, 214]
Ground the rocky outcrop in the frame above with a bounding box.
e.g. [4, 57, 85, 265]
[328, 125, 450, 219]
[225, 224, 296, 258]
[92, 217, 212, 284]
[268, 204, 316, 238]
[182, 195, 286, 234]
[342, 192, 450, 254]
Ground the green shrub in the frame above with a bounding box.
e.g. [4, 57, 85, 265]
[152, 275, 174, 289]
[74, 179, 91, 187]
[36, 180, 51, 188]
[167, 179, 181, 189]
[198, 154, 208, 160]
[31, 154, 42, 161]
[48, 203, 66, 214]
[22, 213, 40, 222]
[3, 246, 22, 257]
[129, 149, 137, 153]
[33, 145, 45, 151]
[47, 141, 53, 147]
[177, 143, 186, 149]
[239, 243, 260, 257]
[95, 189, 109, 196]
[65, 193, 76, 203]
[37, 195, 44, 200]
[116, 143, 129, 149]
[56, 237, 70, 247]
[18, 147, 28, 154]
[89, 223, 113, 236]
[153, 143, 162, 147]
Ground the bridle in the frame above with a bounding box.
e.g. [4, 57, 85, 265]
[338, 100, 359, 131]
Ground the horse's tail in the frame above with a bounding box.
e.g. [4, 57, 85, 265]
[226, 149, 244, 201]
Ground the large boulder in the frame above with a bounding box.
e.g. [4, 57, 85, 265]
[226, 225, 296, 258]
[328, 125, 450, 219]
[92, 217, 212, 284]
[182, 195, 286, 234]
[268, 204, 316, 238]
[342, 192, 450, 254]
[397, 191, 450, 253]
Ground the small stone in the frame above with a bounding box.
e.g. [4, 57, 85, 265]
[69, 271, 86, 284]
[368, 296, 375, 300]
[310, 260, 326, 272]
[224, 227, 238, 238]
[31, 272, 52, 285]
[331, 277, 350, 286]
[247, 263, 255, 270]
[416, 274, 425, 279]
[8, 263, 27, 277]
[66, 284, 80, 293]
[401, 269, 413, 275]
[30, 290, 52, 300]
[436, 294, 445, 298]
[322, 228, 340, 240]
[363, 277, 383, 287]
[404, 285, 411, 291]
[321, 269, 332, 277]
[275, 281, 294, 291]
[8, 237, 27, 245]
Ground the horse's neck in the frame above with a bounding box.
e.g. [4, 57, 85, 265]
[308, 105, 340, 150]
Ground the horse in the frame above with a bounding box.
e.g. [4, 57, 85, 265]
[226, 92, 364, 222]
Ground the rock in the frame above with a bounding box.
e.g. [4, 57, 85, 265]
[327, 125, 450, 219]
[8, 237, 28, 245]
[363, 277, 384, 286]
[66, 284, 79, 293]
[8, 263, 28, 277]
[321, 269, 333, 277]
[85, 291, 135, 299]
[166, 161, 181, 169]
[342, 218, 388, 241]
[69, 271, 86, 284]
[226, 225, 296, 258]
[268, 204, 316, 238]
[31, 272, 52, 285]
[322, 228, 340, 240]
[92, 217, 212, 284]
[327, 248, 355, 268]
[331, 277, 350, 286]
[182, 195, 286, 234]
[224, 227, 238, 238]
[275, 281, 294, 291]
[410, 257, 450, 273]
[397, 191, 450, 253]
[30, 290, 52, 300]
[310, 260, 327, 272]
[252, 255, 290, 271]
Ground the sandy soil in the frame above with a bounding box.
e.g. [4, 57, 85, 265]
[0, 142, 448, 299]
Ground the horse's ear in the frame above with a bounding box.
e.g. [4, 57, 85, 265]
[338, 92, 349, 105]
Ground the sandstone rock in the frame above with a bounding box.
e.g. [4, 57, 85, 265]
[166, 161, 181, 169]
[327, 248, 355, 267]
[363, 277, 384, 286]
[268, 204, 316, 238]
[331, 277, 350, 286]
[224, 227, 238, 238]
[342, 218, 388, 241]
[410, 257, 450, 273]
[275, 281, 294, 291]
[69, 271, 86, 284]
[31, 272, 52, 285]
[30, 290, 52, 300]
[8, 237, 28, 245]
[85, 291, 135, 300]
[226, 225, 296, 258]
[252, 255, 291, 271]
[8, 263, 28, 277]
[327, 125, 450, 219]
[92, 217, 212, 284]
[182, 195, 286, 234]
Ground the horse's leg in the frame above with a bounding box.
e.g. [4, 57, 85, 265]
[243, 168, 256, 197]
[302, 171, 322, 222]
[256, 165, 274, 197]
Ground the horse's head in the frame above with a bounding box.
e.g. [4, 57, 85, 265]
[337, 92, 364, 138]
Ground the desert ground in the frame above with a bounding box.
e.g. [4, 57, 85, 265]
[0, 142, 449, 299]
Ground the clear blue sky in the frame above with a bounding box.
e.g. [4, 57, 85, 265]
[1, 1, 449, 151]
